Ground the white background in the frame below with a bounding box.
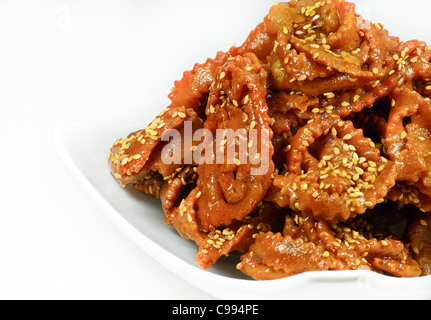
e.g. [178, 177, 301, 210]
[0, 0, 430, 300]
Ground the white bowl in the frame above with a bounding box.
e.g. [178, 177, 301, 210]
[55, 121, 431, 300]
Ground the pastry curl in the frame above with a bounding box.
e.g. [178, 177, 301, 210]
[161, 170, 204, 245]
[238, 211, 422, 280]
[168, 51, 231, 113]
[408, 213, 431, 275]
[268, 0, 399, 118]
[108, 106, 203, 186]
[196, 203, 286, 270]
[195, 53, 275, 230]
[387, 182, 431, 213]
[386, 83, 431, 181]
[237, 232, 330, 280]
[274, 115, 396, 221]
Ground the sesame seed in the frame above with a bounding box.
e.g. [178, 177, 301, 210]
[324, 92, 336, 99]
[331, 127, 337, 137]
[341, 101, 350, 107]
[364, 201, 374, 207]
[343, 134, 353, 140]
[349, 192, 361, 198]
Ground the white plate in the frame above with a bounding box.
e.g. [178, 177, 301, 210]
[55, 121, 431, 300]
